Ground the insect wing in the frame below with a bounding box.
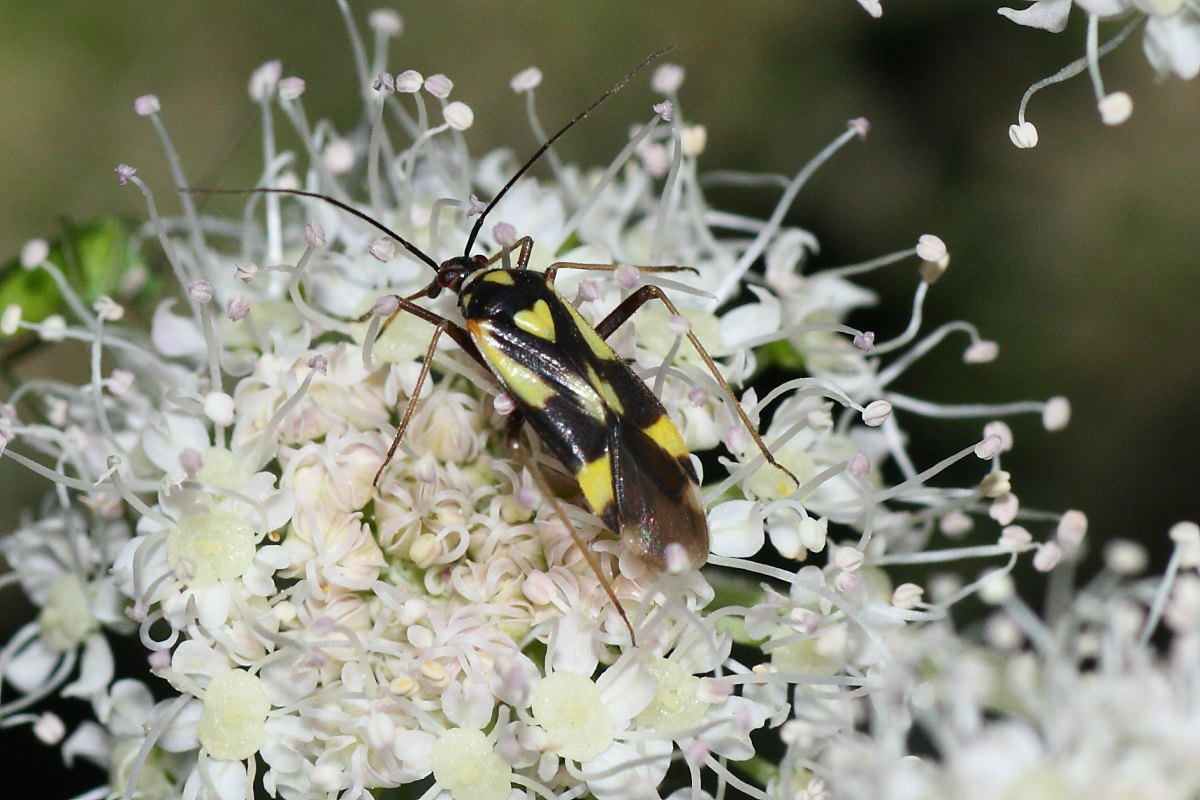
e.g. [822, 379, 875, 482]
[609, 413, 709, 572]
[464, 271, 708, 572]
[466, 327, 608, 472]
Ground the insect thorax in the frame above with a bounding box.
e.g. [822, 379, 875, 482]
[458, 267, 553, 320]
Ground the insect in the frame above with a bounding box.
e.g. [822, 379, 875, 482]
[240, 50, 797, 637]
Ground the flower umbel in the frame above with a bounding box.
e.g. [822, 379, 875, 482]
[4, 6, 1172, 800]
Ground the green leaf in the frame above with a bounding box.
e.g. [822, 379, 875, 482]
[708, 567, 769, 646]
[758, 338, 806, 372]
[554, 231, 584, 258]
[0, 216, 154, 327]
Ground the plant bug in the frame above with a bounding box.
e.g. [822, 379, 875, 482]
[214, 49, 798, 640]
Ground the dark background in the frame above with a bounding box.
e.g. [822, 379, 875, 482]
[1, 2, 1197, 796]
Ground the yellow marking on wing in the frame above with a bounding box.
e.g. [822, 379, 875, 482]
[571, 371, 608, 422]
[562, 299, 616, 361]
[643, 413, 689, 460]
[513, 299, 557, 342]
[472, 322, 556, 408]
[577, 453, 615, 516]
[586, 365, 625, 416]
[481, 270, 516, 285]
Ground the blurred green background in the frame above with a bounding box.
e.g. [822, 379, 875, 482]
[0, 1, 1197, 792]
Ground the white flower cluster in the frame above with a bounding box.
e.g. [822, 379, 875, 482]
[0, 6, 1129, 800]
[999, 0, 1200, 144]
[790, 522, 1200, 800]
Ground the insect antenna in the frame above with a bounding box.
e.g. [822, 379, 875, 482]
[187, 46, 673, 274]
[462, 45, 674, 257]
[182, 186, 441, 273]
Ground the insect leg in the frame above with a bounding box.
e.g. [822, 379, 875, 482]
[506, 432, 638, 646]
[594, 284, 801, 490]
[543, 261, 698, 285]
[479, 236, 534, 271]
[372, 296, 486, 486]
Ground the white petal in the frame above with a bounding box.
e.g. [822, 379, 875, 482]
[392, 728, 435, 780]
[172, 639, 227, 681]
[702, 695, 770, 760]
[151, 298, 206, 356]
[719, 286, 780, 347]
[257, 488, 297, 533]
[1144, 13, 1200, 79]
[442, 680, 496, 730]
[194, 583, 234, 629]
[108, 679, 156, 735]
[61, 632, 114, 699]
[158, 698, 203, 753]
[259, 650, 319, 707]
[708, 500, 765, 558]
[586, 740, 672, 800]
[489, 652, 540, 708]
[764, 228, 819, 285]
[998, 0, 1073, 31]
[596, 653, 656, 723]
[260, 717, 308, 774]
[90, 579, 131, 629]
[61, 721, 111, 768]
[242, 564, 276, 597]
[206, 758, 250, 800]
[4, 630, 58, 693]
[142, 411, 209, 474]
[546, 611, 601, 677]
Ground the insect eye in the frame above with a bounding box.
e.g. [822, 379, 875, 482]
[437, 266, 463, 289]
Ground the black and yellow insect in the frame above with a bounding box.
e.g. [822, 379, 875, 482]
[397, 238, 714, 573]
[246, 52, 796, 599]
